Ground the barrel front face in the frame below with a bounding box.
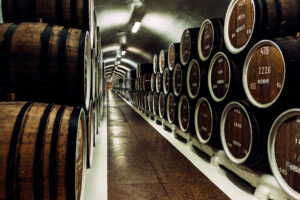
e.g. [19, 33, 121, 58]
[172, 64, 183, 97]
[153, 54, 158, 74]
[151, 73, 156, 92]
[156, 72, 161, 93]
[195, 98, 213, 144]
[187, 59, 201, 99]
[168, 43, 177, 70]
[87, 101, 94, 168]
[221, 102, 252, 164]
[224, 0, 255, 53]
[180, 30, 192, 66]
[163, 68, 170, 95]
[243, 41, 285, 108]
[167, 93, 176, 123]
[148, 92, 153, 112]
[178, 96, 190, 132]
[268, 109, 300, 199]
[208, 52, 231, 102]
[159, 50, 166, 74]
[198, 19, 214, 61]
[159, 92, 165, 118]
[153, 93, 159, 115]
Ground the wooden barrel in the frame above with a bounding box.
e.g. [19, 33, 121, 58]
[2, 0, 95, 48]
[91, 50, 97, 101]
[85, 100, 94, 168]
[142, 74, 152, 92]
[152, 92, 159, 115]
[268, 109, 300, 199]
[224, 0, 300, 54]
[130, 70, 137, 80]
[220, 100, 268, 167]
[96, 27, 101, 57]
[153, 53, 158, 74]
[208, 52, 243, 103]
[198, 18, 224, 61]
[95, 57, 99, 99]
[93, 98, 98, 137]
[186, 59, 207, 100]
[243, 37, 300, 109]
[178, 95, 194, 132]
[137, 63, 153, 77]
[180, 27, 200, 66]
[194, 97, 221, 147]
[0, 22, 91, 110]
[156, 72, 162, 93]
[168, 43, 180, 71]
[172, 64, 183, 97]
[143, 92, 148, 110]
[159, 50, 168, 74]
[166, 93, 178, 125]
[162, 68, 171, 95]
[151, 73, 156, 92]
[0, 102, 86, 200]
[158, 92, 166, 119]
[147, 92, 153, 112]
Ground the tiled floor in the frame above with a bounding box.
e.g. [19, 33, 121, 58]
[107, 92, 229, 200]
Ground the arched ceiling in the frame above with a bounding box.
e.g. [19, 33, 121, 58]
[96, 0, 231, 80]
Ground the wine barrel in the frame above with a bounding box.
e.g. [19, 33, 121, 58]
[152, 92, 159, 115]
[162, 68, 171, 95]
[91, 50, 97, 101]
[137, 63, 153, 77]
[220, 100, 269, 167]
[194, 97, 221, 147]
[166, 93, 178, 125]
[2, 0, 95, 48]
[93, 98, 98, 136]
[147, 92, 153, 112]
[95, 57, 99, 99]
[180, 27, 200, 66]
[135, 78, 139, 91]
[168, 43, 180, 71]
[158, 92, 167, 119]
[96, 27, 101, 57]
[159, 50, 168, 74]
[0, 102, 86, 200]
[224, 0, 300, 54]
[143, 92, 148, 110]
[0, 22, 91, 110]
[172, 63, 183, 97]
[208, 52, 243, 103]
[130, 70, 137, 80]
[186, 59, 207, 100]
[178, 95, 194, 133]
[268, 109, 300, 199]
[153, 53, 158, 74]
[151, 73, 156, 92]
[243, 37, 300, 109]
[198, 18, 224, 61]
[156, 72, 162, 93]
[142, 74, 152, 92]
[85, 100, 94, 168]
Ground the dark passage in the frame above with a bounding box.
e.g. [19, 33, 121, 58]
[107, 92, 229, 200]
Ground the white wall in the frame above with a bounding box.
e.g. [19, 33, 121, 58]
[0, 0, 3, 23]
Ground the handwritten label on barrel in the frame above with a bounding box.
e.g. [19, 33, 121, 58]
[225, 106, 251, 159]
[247, 45, 285, 105]
[275, 116, 300, 193]
[228, 0, 254, 49]
[197, 101, 212, 141]
[211, 55, 230, 99]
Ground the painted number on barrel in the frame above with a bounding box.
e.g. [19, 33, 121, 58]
[258, 66, 271, 75]
[260, 46, 269, 55]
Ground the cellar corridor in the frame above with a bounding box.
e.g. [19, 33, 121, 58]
[106, 91, 229, 200]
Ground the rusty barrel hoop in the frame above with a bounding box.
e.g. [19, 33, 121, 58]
[243, 40, 286, 108]
[187, 59, 201, 99]
[172, 63, 183, 97]
[178, 95, 190, 132]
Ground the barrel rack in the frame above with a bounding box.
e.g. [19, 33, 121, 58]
[121, 94, 292, 200]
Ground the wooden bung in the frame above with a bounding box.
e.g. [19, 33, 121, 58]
[268, 109, 300, 199]
[208, 52, 243, 103]
[224, 0, 300, 54]
[0, 102, 86, 200]
[198, 18, 224, 61]
[0, 23, 91, 110]
[2, 0, 95, 48]
[243, 37, 300, 109]
[180, 27, 200, 66]
[168, 43, 180, 71]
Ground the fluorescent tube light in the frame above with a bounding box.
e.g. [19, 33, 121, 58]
[132, 22, 141, 33]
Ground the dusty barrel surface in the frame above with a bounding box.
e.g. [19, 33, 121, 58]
[162, 68, 171, 95]
[0, 22, 91, 110]
[198, 18, 224, 61]
[159, 50, 168, 74]
[2, 0, 95, 48]
[153, 54, 159, 74]
[220, 100, 268, 167]
[166, 93, 178, 125]
[180, 27, 200, 66]
[0, 102, 86, 200]
[268, 109, 300, 199]
[172, 63, 183, 97]
[168, 43, 180, 71]
[208, 52, 242, 103]
[194, 97, 221, 147]
[224, 0, 300, 54]
[243, 37, 300, 109]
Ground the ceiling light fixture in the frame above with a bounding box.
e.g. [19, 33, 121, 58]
[122, 50, 126, 56]
[132, 22, 141, 33]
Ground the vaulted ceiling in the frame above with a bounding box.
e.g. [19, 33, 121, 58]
[95, 0, 231, 80]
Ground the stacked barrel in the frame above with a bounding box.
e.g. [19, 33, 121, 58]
[113, 0, 300, 198]
[0, 1, 104, 199]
